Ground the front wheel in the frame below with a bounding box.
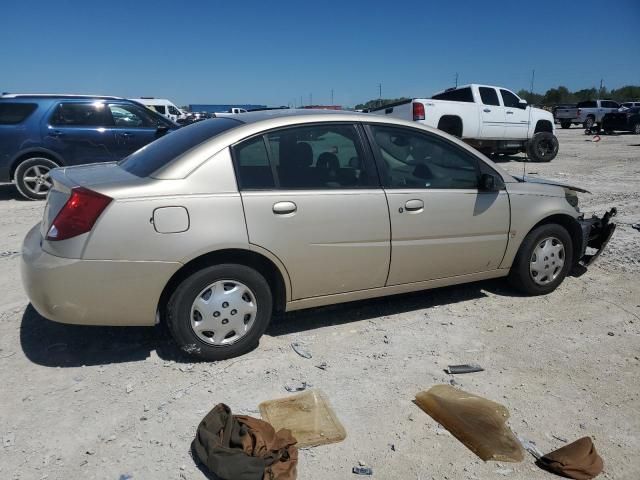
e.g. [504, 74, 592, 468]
[584, 116, 595, 130]
[508, 224, 573, 295]
[166, 264, 273, 361]
[633, 122, 640, 135]
[526, 132, 559, 162]
[560, 121, 571, 129]
[14, 157, 59, 200]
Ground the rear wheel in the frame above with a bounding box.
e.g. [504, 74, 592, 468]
[508, 224, 573, 295]
[526, 132, 559, 162]
[166, 264, 273, 361]
[560, 121, 571, 129]
[633, 122, 640, 135]
[14, 157, 58, 200]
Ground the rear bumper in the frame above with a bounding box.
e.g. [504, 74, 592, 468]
[577, 208, 617, 266]
[21, 224, 181, 326]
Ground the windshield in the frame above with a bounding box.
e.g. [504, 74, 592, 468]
[119, 118, 242, 177]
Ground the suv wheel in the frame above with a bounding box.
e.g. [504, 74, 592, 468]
[166, 264, 273, 361]
[14, 157, 58, 200]
[508, 224, 573, 296]
[526, 132, 559, 162]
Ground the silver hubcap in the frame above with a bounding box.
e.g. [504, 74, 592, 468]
[23, 164, 52, 195]
[190, 280, 258, 346]
[530, 236, 565, 286]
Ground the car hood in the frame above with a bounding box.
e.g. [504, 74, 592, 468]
[513, 175, 590, 193]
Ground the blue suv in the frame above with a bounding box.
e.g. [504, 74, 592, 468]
[0, 94, 178, 199]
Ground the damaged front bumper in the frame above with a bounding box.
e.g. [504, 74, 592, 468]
[578, 207, 617, 266]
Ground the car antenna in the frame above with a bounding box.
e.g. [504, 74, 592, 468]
[523, 69, 535, 179]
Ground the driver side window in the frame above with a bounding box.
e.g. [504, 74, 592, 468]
[369, 125, 479, 189]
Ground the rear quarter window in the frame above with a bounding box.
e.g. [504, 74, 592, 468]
[432, 87, 474, 103]
[0, 103, 38, 124]
[119, 117, 242, 177]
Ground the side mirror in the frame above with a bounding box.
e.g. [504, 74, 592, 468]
[480, 173, 502, 192]
[518, 99, 528, 109]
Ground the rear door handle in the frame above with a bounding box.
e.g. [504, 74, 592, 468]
[483, 108, 491, 113]
[404, 199, 424, 212]
[49, 130, 64, 137]
[272, 201, 297, 215]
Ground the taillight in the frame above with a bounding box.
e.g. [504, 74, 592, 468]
[577, 108, 581, 116]
[413, 102, 425, 121]
[46, 187, 112, 241]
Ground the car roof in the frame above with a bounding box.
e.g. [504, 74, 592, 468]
[0, 93, 122, 100]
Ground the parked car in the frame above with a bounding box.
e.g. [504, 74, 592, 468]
[620, 101, 640, 110]
[553, 104, 579, 129]
[367, 84, 558, 162]
[601, 107, 640, 134]
[129, 98, 186, 122]
[21, 110, 616, 361]
[556, 100, 621, 130]
[176, 111, 214, 126]
[0, 94, 178, 199]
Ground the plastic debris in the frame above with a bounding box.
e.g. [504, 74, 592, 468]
[284, 381, 310, 392]
[352, 466, 373, 475]
[291, 342, 312, 359]
[414, 385, 524, 462]
[315, 362, 328, 370]
[518, 436, 544, 459]
[445, 363, 484, 374]
[631, 223, 640, 232]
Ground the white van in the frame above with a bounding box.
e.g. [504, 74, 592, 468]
[129, 98, 185, 122]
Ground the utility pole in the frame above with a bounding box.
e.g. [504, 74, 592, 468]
[599, 78, 604, 97]
[378, 83, 382, 99]
[530, 69, 535, 96]
[331, 88, 334, 105]
[300, 95, 303, 107]
[455, 73, 458, 88]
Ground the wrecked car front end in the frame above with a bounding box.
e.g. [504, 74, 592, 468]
[577, 207, 617, 266]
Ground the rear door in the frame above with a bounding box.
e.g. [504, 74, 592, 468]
[234, 122, 391, 300]
[500, 89, 529, 139]
[107, 102, 171, 158]
[43, 101, 117, 165]
[366, 124, 510, 285]
[477, 87, 505, 139]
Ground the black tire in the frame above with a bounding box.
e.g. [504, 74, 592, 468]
[526, 132, 559, 162]
[508, 224, 573, 296]
[14, 157, 59, 200]
[560, 121, 571, 129]
[166, 264, 273, 361]
[633, 122, 640, 135]
[583, 116, 595, 130]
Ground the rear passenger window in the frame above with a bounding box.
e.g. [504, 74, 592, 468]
[0, 103, 38, 124]
[234, 136, 275, 189]
[369, 125, 479, 189]
[50, 102, 111, 126]
[431, 87, 474, 103]
[479, 87, 500, 106]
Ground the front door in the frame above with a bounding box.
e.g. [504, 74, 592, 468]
[478, 86, 506, 139]
[234, 123, 390, 300]
[366, 124, 510, 285]
[107, 103, 168, 159]
[43, 101, 117, 165]
[500, 89, 530, 139]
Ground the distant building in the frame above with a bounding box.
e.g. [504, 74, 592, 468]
[188, 104, 266, 113]
[300, 105, 342, 110]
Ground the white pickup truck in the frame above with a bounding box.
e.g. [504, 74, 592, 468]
[555, 100, 621, 130]
[368, 84, 558, 162]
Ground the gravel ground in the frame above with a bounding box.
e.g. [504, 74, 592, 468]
[0, 127, 638, 480]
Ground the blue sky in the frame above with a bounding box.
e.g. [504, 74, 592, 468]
[1, 0, 639, 106]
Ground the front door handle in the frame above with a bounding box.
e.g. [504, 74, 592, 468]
[404, 199, 424, 212]
[483, 108, 491, 113]
[49, 130, 64, 137]
[506, 111, 514, 115]
[272, 201, 297, 215]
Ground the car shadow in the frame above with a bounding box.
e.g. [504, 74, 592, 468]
[0, 183, 23, 201]
[267, 281, 498, 337]
[19, 304, 190, 367]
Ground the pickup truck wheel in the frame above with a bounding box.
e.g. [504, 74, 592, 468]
[633, 122, 640, 135]
[14, 157, 59, 200]
[583, 116, 595, 130]
[526, 132, 558, 162]
[560, 121, 571, 129]
[166, 264, 273, 361]
[508, 224, 573, 296]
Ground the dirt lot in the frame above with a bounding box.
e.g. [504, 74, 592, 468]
[0, 128, 638, 480]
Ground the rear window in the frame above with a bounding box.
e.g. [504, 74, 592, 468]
[432, 87, 474, 103]
[479, 87, 500, 106]
[0, 103, 38, 124]
[577, 101, 597, 108]
[119, 117, 242, 177]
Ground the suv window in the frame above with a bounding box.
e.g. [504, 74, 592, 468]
[119, 117, 241, 177]
[601, 101, 619, 109]
[168, 105, 181, 115]
[108, 103, 163, 127]
[0, 103, 38, 124]
[369, 125, 478, 189]
[500, 89, 521, 108]
[50, 102, 112, 126]
[479, 87, 500, 106]
[151, 105, 166, 114]
[577, 101, 597, 108]
[234, 124, 373, 190]
[432, 87, 474, 103]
